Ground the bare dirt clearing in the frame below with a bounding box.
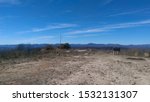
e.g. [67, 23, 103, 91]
[0, 51, 150, 85]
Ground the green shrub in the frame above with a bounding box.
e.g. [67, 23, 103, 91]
[59, 43, 71, 49]
[44, 45, 54, 50]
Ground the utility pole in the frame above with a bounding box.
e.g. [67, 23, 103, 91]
[60, 33, 62, 46]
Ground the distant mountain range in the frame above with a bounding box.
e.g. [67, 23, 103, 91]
[70, 43, 150, 49]
[0, 43, 150, 51]
[0, 44, 49, 51]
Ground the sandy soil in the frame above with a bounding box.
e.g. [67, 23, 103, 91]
[0, 51, 150, 85]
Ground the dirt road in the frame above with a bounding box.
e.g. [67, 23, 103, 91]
[0, 52, 150, 85]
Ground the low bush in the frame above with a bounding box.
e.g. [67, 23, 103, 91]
[59, 43, 71, 49]
[0, 45, 41, 60]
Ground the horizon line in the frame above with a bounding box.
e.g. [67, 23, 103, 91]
[0, 43, 150, 46]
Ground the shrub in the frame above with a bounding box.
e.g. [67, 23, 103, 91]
[124, 48, 144, 57]
[59, 43, 71, 49]
[44, 45, 54, 50]
[0, 44, 41, 60]
[144, 52, 150, 57]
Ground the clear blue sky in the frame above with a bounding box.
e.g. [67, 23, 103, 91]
[0, 0, 150, 45]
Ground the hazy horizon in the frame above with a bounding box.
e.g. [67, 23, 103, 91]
[0, 0, 150, 45]
[0, 42, 150, 46]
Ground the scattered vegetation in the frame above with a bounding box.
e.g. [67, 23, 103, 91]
[0, 44, 41, 61]
[43, 44, 54, 50]
[0, 43, 150, 63]
[120, 48, 150, 57]
[59, 43, 71, 49]
[144, 52, 150, 57]
[0, 43, 72, 62]
[126, 57, 146, 61]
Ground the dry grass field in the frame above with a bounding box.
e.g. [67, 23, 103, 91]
[0, 49, 150, 85]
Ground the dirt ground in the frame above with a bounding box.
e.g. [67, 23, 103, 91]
[0, 50, 150, 85]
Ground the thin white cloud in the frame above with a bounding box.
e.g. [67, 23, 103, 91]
[103, 0, 113, 5]
[109, 8, 150, 17]
[0, 0, 20, 5]
[0, 15, 18, 20]
[67, 28, 106, 34]
[49, 0, 54, 2]
[65, 35, 79, 38]
[106, 19, 150, 29]
[18, 23, 77, 34]
[21, 36, 54, 43]
[64, 10, 72, 13]
[65, 34, 98, 38]
[67, 19, 150, 34]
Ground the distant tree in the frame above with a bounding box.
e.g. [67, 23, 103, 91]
[16, 44, 26, 51]
[45, 44, 54, 50]
[59, 43, 71, 49]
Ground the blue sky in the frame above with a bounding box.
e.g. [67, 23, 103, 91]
[0, 0, 150, 45]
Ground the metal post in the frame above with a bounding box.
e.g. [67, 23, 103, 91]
[60, 33, 62, 46]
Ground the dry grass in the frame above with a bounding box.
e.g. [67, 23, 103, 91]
[0, 49, 150, 85]
[126, 57, 146, 61]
